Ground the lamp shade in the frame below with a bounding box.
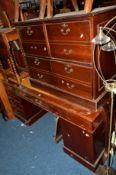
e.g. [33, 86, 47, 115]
[102, 40, 116, 52]
[92, 27, 111, 45]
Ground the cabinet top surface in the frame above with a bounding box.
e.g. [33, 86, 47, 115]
[15, 6, 116, 26]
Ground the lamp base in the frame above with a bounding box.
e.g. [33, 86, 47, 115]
[95, 165, 116, 175]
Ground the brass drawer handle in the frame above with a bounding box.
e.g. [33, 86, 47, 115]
[34, 99, 42, 105]
[30, 46, 37, 50]
[37, 73, 44, 79]
[66, 82, 75, 89]
[64, 49, 72, 55]
[44, 47, 47, 51]
[34, 58, 40, 66]
[82, 130, 90, 137]
[60, 23, 70, 35]
[64, 65, 74, 74]
[26, 27, 34, 36]
[61, 80, 75, 89]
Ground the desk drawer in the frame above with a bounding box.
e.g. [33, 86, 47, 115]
[22, 42, 49, 57]
[18, 25, 45, 41]
[46, 21, 90, 42]
[50, 43, 92, 63]
[51, 60, 92, 84]
[29, 68, 53, 84]
[52, 75, 92, 99]
[26, 56, 51, 72]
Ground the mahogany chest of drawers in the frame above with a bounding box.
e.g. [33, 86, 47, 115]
[16, 6, 116, 110]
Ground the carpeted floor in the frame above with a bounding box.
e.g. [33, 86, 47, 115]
[0, 112, 115, 175]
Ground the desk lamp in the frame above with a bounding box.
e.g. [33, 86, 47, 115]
[92, 16, 116, 175]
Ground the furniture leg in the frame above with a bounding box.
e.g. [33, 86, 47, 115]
[0, 73, 14, 119]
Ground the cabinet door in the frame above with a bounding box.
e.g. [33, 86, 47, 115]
[60, 119, 104, 164]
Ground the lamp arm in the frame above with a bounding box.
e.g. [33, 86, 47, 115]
[93, 45, 106, 83]
[104, 16, 116, 28]
[103, 27, 116, 34]
[107, 91, 115, 168]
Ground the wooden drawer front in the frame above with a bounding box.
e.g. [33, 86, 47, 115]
[56, 109, 103, 132]
[46, 21, 90, 42]
[9, 98, 23, 111]
[52, 76, 92, 99]
[18, 25, 45, 41]
[50, 43, 92, 63]
[51, 60, 92, 84]
[29, 68, 53, 84]
[26, 56, 51, 72]
[18, 90, 55, 113]
[22, 42, 48, 56]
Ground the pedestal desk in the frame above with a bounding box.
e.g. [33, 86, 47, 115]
[14, 6, 116, 171]
[0, 5, 115, 171]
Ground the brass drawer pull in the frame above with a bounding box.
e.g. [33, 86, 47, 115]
[67, 133, 70, 137]
[44, 47, 47, 51]
[60, 28, 70, 35]
[26, 27, 34, 36]
[61, 80, 75, 89]
[30, 46, 37, 50]
[37, 73, 44, 79]
[66, 83, 75, 89]
[34, 58, 40, 66]
[64, 65, 74, 74]
[60, 23, 70, 35]
[82, 130, 90, 137]
[63, 49, 72, 55]
[34, 98, 42, 105]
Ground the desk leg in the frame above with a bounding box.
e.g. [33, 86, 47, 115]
[0, 74, 14, 119]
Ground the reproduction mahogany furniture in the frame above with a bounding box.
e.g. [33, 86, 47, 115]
[0, 0, 116, 172]
[0, 19, 46, 124]
[4, 81, 46, 125]
[14, 5, 116, 171]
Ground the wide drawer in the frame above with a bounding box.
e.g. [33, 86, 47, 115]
[22, 42, 49, 57]
[26, 56, 51, 72]
[52, 75, 93, 99]
[50, 43, 92, 63]
[29, 68, 53, 84]
[18, 25, 45, 41]
[51, 60, 92, 84]
[46, 20, 90, 42]
[54, 107, 105, 132]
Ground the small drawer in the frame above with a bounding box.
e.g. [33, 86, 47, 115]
[22, 42, 49, 57]
[50, 43, 92, 63]
[52, 75, 92, 99]
[18, 25, 45, 41]
[29, 68, 53, 84]
[46, 21, 90, 42]
[26, 56, 51, 72]
[51, 60, 92, 84]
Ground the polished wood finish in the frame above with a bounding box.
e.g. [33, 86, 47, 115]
[15, 6, 116, 171]
[5, 82, 46, 125]
[0, 24, 46, 125]
[0, 73, 14, 119]
[16, 7, 116, 107]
